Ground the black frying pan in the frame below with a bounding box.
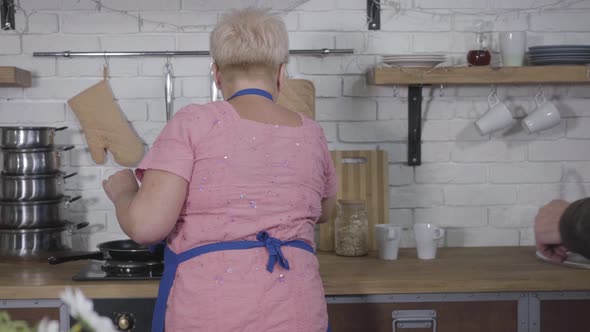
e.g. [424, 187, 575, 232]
[47, 239, 164, 265]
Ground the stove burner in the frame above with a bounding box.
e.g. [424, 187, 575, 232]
[101, 260, 164, 277]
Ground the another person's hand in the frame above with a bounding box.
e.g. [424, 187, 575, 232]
[534, 199, 570, 263]
[103, 169, 139, 204]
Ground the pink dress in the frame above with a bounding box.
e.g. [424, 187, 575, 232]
[136, 101, 337, 332]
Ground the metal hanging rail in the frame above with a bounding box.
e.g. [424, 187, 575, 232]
[33, 48, 354, 57]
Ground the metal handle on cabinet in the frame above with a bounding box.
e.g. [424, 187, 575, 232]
[392, 310, 437, 332]
[116, 313, 135, 331]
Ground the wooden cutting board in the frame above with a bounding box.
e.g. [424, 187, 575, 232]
[277, 79, 315, 119]
[319, 150, 390, 252]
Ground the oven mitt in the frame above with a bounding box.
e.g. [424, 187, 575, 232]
[67, 71, 144, 167]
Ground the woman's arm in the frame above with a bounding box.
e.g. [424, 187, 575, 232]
[318, 196, 336, 224]
[103, 169, 188, 245]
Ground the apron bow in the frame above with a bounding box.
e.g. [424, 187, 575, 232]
[256, 231, 290, 272]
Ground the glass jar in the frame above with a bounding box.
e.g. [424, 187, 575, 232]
[335, 199, 369, 257]
[466, 22, 491, 66]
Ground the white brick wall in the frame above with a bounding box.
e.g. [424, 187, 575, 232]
[489, 163, 562, 183]
[446, 228, 520, 247]
[0, 36, 21, 54]
[445, 185, 517, 206]
[3, 0, 590, 249]
[415, 207, 487, 227]
[62, 13, 139, 34]
[415, 164, 487, 184]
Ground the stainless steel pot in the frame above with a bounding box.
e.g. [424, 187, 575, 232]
[0, 126, 67, 149]
[0, 222, 88, 260]
[0, 195, 81, 229]
[1, 145, 74, 175]
[0, 172, 78, 201]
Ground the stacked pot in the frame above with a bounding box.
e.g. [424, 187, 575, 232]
[0, 126, 86, 260]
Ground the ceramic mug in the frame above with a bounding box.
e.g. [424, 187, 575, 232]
[499, 31, 526, 66]
[475, 93, 516, 135]
[413, 223, 445, 260]
[375, 224, 402, 260]
[522, 93, 561, 133]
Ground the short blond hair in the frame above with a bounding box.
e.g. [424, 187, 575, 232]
[210, 8, 289, 70]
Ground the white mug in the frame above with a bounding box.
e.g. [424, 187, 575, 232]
[413, 223, 445, 260]
[522, 95, 561, 133]
[475, 93, 516, 135]
[375, 224, 402, 260]
[499, 31, 526, 66]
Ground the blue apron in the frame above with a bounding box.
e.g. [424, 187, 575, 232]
[151, 88, 332, 332]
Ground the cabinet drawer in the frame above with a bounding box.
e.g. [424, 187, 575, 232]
[2, 307, 60, 327]
[328, 301, 518, 332]
[541, 299, 590, 332]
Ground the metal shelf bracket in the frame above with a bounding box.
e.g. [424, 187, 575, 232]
[367, 0, 380, 30]
[1, 0, 15, 30]
[408, 85, 423, 166]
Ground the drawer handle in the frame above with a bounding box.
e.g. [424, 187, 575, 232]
[341, 157, 367, 164]
[392, 310, 437, 332]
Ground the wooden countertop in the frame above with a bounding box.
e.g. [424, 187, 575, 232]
[1, 247, 589, 300]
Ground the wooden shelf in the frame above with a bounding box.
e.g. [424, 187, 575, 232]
[0, 66, 32, 87]
[367, 65, 590, 85]
[367, 65, 590, 166]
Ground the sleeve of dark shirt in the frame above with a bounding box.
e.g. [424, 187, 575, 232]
[560, 197, 590, 259]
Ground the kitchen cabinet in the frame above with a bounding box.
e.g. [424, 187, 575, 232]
[539, 299, 590, 332]
[528, 292, 590, 332]
[2, 307, 59, 325]
[0, 299, 67, 330]
[328, 300, 518, 332]
[1, 247, 589, 331]
[0, 66, 31, 87]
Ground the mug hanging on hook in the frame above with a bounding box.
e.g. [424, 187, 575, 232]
[475, 84, 515, 135]
[522, 84, 561, 134]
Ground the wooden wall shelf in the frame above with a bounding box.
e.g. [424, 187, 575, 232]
[367, 65, 590, 85]
[366, 65, 590, 167]
[0, 66, 32, 87]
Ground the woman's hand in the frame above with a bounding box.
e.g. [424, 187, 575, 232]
[534, 199, 570, 263]
[102, 169, 139, 204]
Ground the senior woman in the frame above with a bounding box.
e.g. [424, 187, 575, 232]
[102, 8, 337, 332]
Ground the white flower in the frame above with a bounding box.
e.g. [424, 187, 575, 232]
[60, 288, 117, 332]
[60, 287, 94, 319]
[37, 318, 59, 332]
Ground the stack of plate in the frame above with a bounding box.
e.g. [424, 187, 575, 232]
[380, 53, 446, 68]
[527, 45, 590, 65]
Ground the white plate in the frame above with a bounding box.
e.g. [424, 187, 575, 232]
[382, 57, 446, 62]
[529, 58, 590, 65]
[528, 48, 590, 55]
[528, 52, 590, 58]
[382, 53, 446, 57]
[383, 57, 446, 61]
[382, 60, 445, 67]
[535, 250, 590, 269]
[382, 59, 445, 62]
[529, 45, 590, 51]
